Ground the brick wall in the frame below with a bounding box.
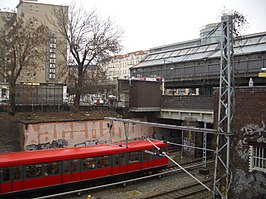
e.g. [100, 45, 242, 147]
[161, 95, 213, 110]
[130, 80, 161, 108]
[214, 86, 266, 198]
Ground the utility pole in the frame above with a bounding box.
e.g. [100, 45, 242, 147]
[213, 15, 234, 199]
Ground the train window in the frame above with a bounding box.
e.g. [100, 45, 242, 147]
[13, 166, 22, 180]
[1, 168, 10, 182]
[82, 158, 96, 170]
[143, 149, 158, 160]
[129, 152, 140, 163]
[97, 156, 110, 168]
[72, 159, 80, 172]
[26, 164, 42, 178]
[143, 150, 152, 161]
[43, 162, 60, 176]
[63, 160, 71, 173]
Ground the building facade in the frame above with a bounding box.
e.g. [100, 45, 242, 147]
[130, 25, 266, 96]
[102, 50, 147, 83]
[16, 0, 68, 84]
[0, 0, 68, 104]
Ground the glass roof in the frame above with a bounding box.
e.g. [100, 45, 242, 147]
[137, 32, 266, 68]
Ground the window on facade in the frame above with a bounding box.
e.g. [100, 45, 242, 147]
[249, 145, 266, 172]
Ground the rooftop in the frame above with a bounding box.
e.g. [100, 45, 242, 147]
[134, 31, 266, 68]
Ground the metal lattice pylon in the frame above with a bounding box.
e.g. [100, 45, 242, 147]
[213, 15, 234, 199]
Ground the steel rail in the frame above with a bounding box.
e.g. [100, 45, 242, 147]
[34, 160, 213, 199]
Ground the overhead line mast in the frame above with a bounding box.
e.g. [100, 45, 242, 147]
[213, 14, 235, 199]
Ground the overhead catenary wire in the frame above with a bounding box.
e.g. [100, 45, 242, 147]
[146, 138, 213, 192]
[162, 139, 215, 152]
[104, 117, 233, 136]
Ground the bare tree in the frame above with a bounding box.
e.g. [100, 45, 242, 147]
[50, 2, 123, 110]
[0, 12, 48, 114]
[221, 9, 248, 37]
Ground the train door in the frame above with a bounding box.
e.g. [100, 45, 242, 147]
[71, 159, 81, 182]
[62, 159, 80, 183]
[120, 153, 127, 173]
[62, 160, 71, 183]
[11, 166, 23, 192]
[142, 151, 149, 170]
[112, 154, 121, 175]
[143, 149, 155, 169]
[127, 151, 141, 172]
[0, 167, 11, 194]
[112, 153, 127, 175]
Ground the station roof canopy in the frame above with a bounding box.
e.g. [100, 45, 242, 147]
[134, 31, 266, 69]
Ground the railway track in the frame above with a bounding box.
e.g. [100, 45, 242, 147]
[35, 158, 213, 199]
[141, 179, 213, 199]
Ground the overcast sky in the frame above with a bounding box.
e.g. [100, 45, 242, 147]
[1, 0, 266, 53]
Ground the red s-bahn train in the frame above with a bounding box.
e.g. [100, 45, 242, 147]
[0, 139, 168, 197]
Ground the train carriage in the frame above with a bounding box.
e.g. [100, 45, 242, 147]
[0, 139, 168, 196]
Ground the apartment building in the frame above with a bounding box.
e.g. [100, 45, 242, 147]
[16, 0, 68, 84]
[0, 0, 68, 104]
[102, 50, 147, 83]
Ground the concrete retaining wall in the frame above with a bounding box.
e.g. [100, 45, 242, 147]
[22, 118, 154, 151]
[0, 122, 23, 153]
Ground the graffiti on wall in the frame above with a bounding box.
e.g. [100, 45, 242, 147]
[235, 121, 266, 198]
[23, 119, 154, 150]
[183, 139, 195, 155]
[237, 121, 266, 161]
[73, 135, 152, 147]
[74, 140, 107, 147]
[235, 169, 266, 198]
[241, 121, 266, 142]
[26, 139, 68, 151]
